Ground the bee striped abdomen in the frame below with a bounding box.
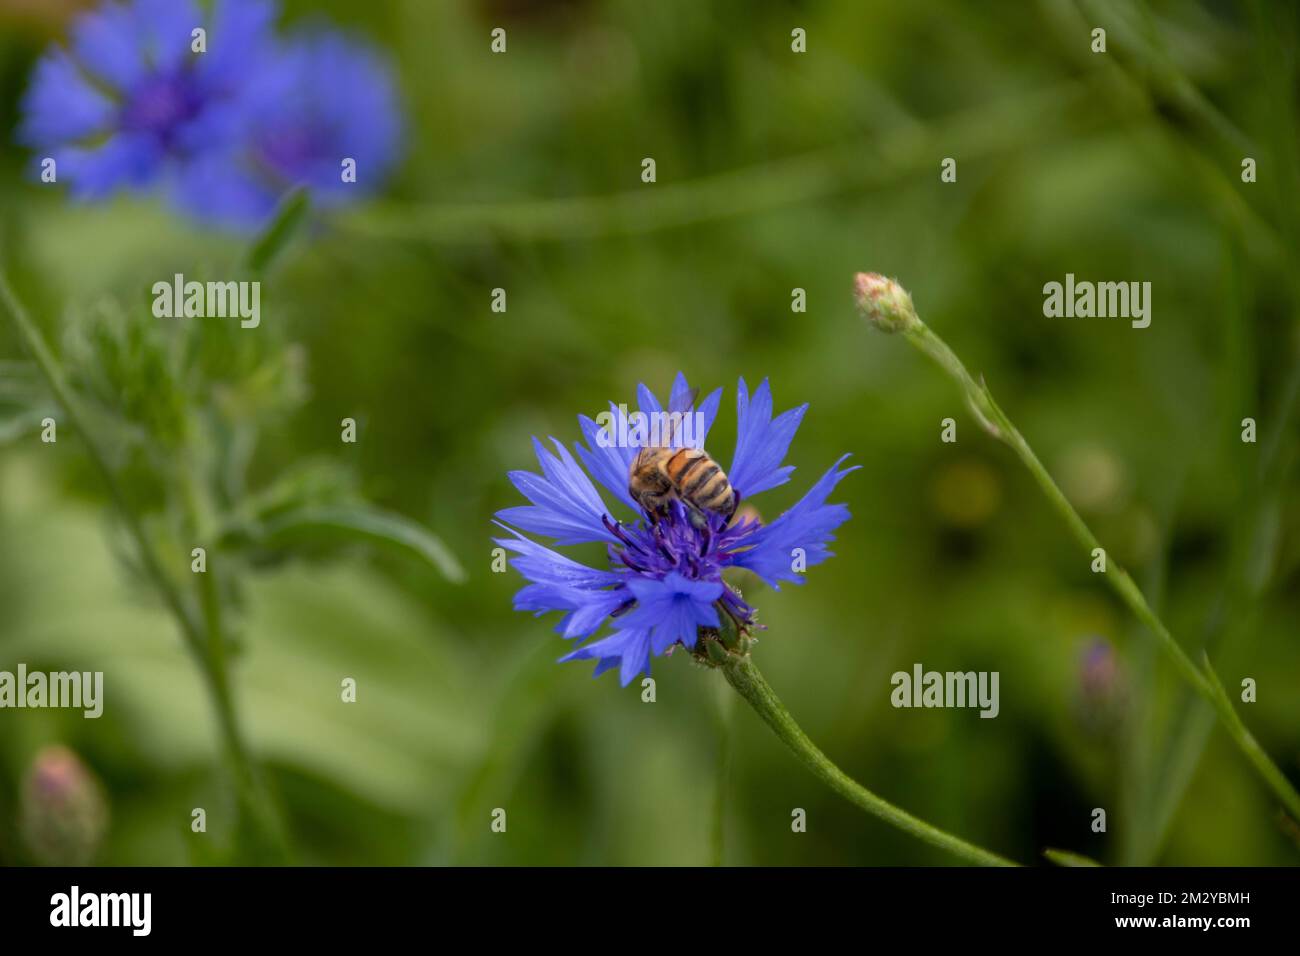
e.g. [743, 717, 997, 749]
[667, 448, 735, 517]
[695, 470, 735, 514]
[665, 448, 705, 484]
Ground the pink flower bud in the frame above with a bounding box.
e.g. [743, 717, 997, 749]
[854, 272, 919, 333]
[21, 745, 108, 866]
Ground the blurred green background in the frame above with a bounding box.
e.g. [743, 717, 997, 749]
[1, 0, 1298, 866]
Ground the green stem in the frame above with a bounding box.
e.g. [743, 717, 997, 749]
[890, 310, 1300, 824]
[0, 278, 202, 651]
[0, 274, 287, 860]
[181, 466, 288, 861]
[710, 675, 734, 867]
[721, 654, 1017, 866]
[1201, 654, 1300, 822]
[345, 79, 1107, 243]
[1139, 353, 1300, 861]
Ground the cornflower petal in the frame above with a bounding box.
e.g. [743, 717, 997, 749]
[729, 378, 807, 498]
[728, 455, 859, 588]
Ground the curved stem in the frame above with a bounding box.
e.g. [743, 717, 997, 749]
[891, 311, 1300, 824]
[344, 80, 1103, 244]
[0, 275, 287, 860]
[721, 654, 1017, 866]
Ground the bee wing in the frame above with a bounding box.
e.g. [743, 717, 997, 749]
[678, 386, 701, 410]
[661, 386, 701, 447]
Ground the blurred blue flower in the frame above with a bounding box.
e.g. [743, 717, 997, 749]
[18, 0, 278, 203]
[496, 374, 857, 686]
[174, 29, 402, 226]
[18, 0, 401, 228]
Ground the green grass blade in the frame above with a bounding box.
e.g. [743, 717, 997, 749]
[244, 187, 311, 275]
[261, 505, 466, 583]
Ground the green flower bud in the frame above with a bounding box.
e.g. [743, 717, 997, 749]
[854, 272, 919, 334]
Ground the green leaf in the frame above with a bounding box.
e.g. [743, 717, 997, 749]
[259, 505, 466, 583]
[244, 188, 311, 275]
[1042, 848, 1103, 867]
[0, 493, 486, 826]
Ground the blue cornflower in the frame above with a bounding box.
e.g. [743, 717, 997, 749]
[495, 374, 857, 686]
[18, 0, 278, 203]
[171, 29, 402, 227]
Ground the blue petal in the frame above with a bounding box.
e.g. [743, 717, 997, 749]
[499, 437, 618, 545]
[514, 581, 624, 633]
[638, 374, 719, 450]
[69, 1, 147, 90]
[197, 0, 279, 89]
[167, 151, 279, 228]
[667, 372, 694, 412]
[728, 455, 858, 588]
[494, 528, 627, 638]
[636, 382, 663, 419]
[132, 0, 203, 74]
[620, 633, 653, 686]
[592, 657, 621, 677]
[575, 408, 638, 512]
[561, 629, 652, 686]
[625, 571, 723, 607]
[650, 595, 718, 653]
[693, 386, 723, 448]
[534, 434, 614, 523]
[492, 526, 621, 589]
[56, 133, 163, 199]
[615, 573, 721, 653]
[729, 377, 807, 499]
[665, 372, 723, 449]
[18, 51, 116, 147]
[555, 592, 628, 639]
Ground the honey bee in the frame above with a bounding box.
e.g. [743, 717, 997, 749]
[628, 391, 736, 524]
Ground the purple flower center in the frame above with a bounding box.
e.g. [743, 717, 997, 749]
[604, 501, 757, 629]
[256, 123, 331, 179]
[120, 73, 202, 142]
